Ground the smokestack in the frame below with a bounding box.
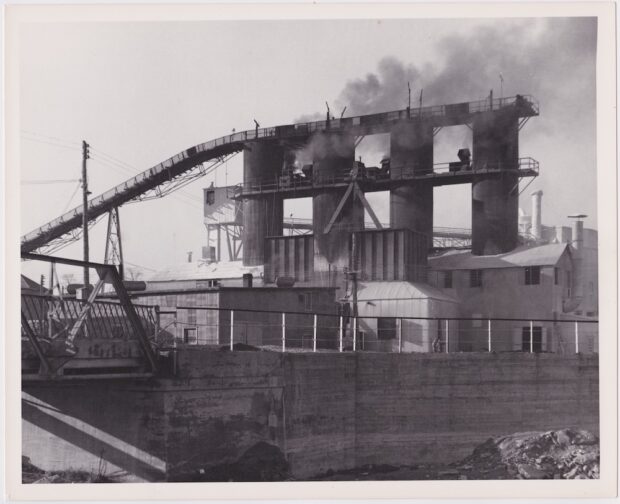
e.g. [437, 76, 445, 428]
[555, 225, 572, 244]
[568, 214, 587, 253]
[187, 251, 193, 263]
[531, 190, 543, 240]
[562, 214, 587, 313]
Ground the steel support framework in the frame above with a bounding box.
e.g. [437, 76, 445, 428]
[21, 253, 159, 377]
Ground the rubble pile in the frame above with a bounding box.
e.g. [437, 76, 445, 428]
[313, 429, 599, 481]
[455, 429, 599, 479]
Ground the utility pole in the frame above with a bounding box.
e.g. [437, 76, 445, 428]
[407, 82, 411, 118]
[82, 140, 90, 288]
[499, 73, 504, 103]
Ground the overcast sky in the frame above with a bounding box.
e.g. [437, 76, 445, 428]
[18, 16, 597, 278]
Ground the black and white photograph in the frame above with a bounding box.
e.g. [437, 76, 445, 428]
[4, 2, 617, 500]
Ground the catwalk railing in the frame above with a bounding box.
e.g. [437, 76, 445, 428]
[157, 306, 598, 355]
[232, 158, 539, 197]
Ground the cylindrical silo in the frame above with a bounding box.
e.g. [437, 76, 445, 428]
[311, 132, 362, 273]
[389, 120, 434, 251]
[242, 141, 284, 266]
[471, 109, 520, 255]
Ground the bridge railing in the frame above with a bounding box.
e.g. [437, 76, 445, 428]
[21, 294, 158, 344]
[21, 253, 160, 377]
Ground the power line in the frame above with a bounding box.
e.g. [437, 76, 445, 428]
[89, 150, 204, 203]
[89, 155, 203, 209]
[21, 179, 80, 185]
[21, 130, 81, 147]
[89, 149, 205, 203]
[22, 134, 209, 204]
[125, 261, 157, 272]
[62, 181, 82, 213]
[21, 135, 81, 153]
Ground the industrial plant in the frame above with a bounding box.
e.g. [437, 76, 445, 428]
[20, 92, 600, 483]
[22, 93, 595, 354]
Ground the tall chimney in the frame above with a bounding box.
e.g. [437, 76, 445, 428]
[562, 214, 587, 313]
[569, 214, 587, 253]
[555, 225, 572, 244]
[531, 190, 543, 240]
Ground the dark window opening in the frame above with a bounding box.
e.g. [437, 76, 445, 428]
[184, 327, 198, 345]
[377, 318, 397, 340]
[305, 292, 314, 311]
[444, 271, 453, 289]
[470, 269, 483, 287]
[522, 326, 543, 352]
[554, 267, 560, 285]
[525, 266, 541, 285]
[187, 309, 197, 326]
[205, 190, 215, 205]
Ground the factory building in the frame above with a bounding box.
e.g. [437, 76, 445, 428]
[355, 282, 460, 352]
[145, 94, 596, 353]
[129, 285, 338, 348]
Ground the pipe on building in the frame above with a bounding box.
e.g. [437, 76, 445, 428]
[242, 141, 285, 266]
[471, 109, 520, 255]
[531, 190, 543, 240]
[562, 215, 588, 313]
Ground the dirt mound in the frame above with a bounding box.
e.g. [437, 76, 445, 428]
[219, 343, 260, 351]
[455, 429, 599, 479]
[176, 441, 290, 482]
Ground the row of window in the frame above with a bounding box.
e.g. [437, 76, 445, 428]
[442, 266, 565, 289]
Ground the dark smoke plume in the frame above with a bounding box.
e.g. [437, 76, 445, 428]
[321, 18, 597, 135]
[292, 18, 597, 226]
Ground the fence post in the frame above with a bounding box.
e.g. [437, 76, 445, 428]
[488, 319, 492, 352]
[154, 306, 160, 343]
[282, 313, 286, 353]
[445, 319, 449, 353]
[173, 311, 178, 348]
[313, 314, 317, 353]
[339, 316, 343, 352]
[230, 310, 234, 351]
[353, 317, 357, 352]
[575, 321, 579, 354]
[529, 320, 534, 354]
[398, 318, 402, 353]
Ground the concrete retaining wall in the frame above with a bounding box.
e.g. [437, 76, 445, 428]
[22, 351, 599, 481]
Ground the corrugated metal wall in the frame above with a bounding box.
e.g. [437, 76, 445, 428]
[352, 228, 428, 282]
[131, 291, 220, 345]
[264, 235, 314, 283]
